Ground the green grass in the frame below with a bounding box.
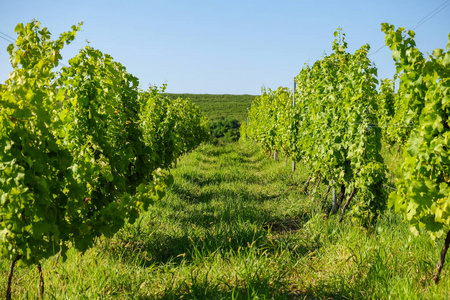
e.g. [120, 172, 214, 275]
[164, 93, 256, 123]
[2, 142, 450, 299]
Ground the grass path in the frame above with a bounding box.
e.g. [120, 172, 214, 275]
[2, 142, 450, 299]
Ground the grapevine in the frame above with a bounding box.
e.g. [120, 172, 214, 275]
[0, 20, 209, 297]
[384, 23, 450, 284]
[243, 29, 387, 224]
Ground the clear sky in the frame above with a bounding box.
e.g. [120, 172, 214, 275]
[0, 0, 449, 95]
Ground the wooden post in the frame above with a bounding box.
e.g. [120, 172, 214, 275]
[331, 181, 337, 214]
[292, 78, 297, 107]
[292, 79, 296, 172]
[246, 117, 249, 141]
[331, 187, 337, 215]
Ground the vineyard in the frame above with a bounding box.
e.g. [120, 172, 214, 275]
[0, 20, 449, 299]
[0, 21, 209, 298]
[242, 24, 450, 285]
[163, 93, 255, 124]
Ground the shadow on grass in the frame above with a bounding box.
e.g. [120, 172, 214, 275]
[198, 146, 233, 157]
[101, 197, 319, 270]
[287, 288, 349, 300]
[103, 219, 267, 267]
[103, 187, 316, 269]
[151, 285, 291, 300]
[101, 143, 322, 272]
[105, 216, 322, 275]
[190, 145, 265, 169]
[177, 172, 261, 189]
[168, 181, 280, 206]
[145, 261, 291, 300]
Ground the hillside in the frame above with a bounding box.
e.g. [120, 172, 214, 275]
[164, 93, 256, 123]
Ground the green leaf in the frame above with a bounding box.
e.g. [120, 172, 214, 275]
[433, 48, 444, 57]
[443, 53, 450, 66]
[103, 172, 114, 182]
[406, 131, 423, 156]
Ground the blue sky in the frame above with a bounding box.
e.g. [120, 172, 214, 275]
[1, 0, 449, 94]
